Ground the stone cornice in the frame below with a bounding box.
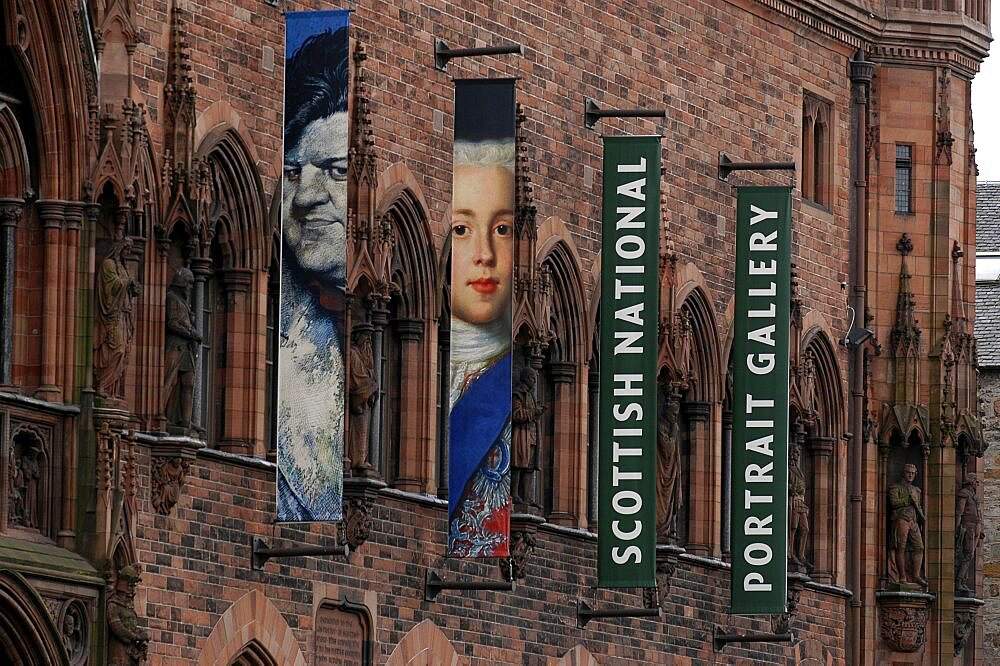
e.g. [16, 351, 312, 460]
[755, 0, 991, 75]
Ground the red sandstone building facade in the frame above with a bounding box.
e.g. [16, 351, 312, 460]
[0, 0, 991, 663]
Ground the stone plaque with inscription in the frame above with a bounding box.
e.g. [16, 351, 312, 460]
[315, 605, 366, 666]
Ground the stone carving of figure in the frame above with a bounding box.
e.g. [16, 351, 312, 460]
[511, 366, 545, 506]
[107, 565, 149, 665]
[21, 449, 39, 528]
[151, 456, 190, 515]
[347, 331, 377, 477]
[162, 267, 201, 432]
[955, 473, 984, 595]
[788, 439, 810, 569]
[888, 463, 927, 586]
[94, 237, 140, 400]
[656, 395, 682, 543]
[8, 454, 24, 526]
[799, 350, 817, 417]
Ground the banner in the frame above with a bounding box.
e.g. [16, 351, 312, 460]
[447, 79, 516, 557]
[276, 10, 350, 522]
[730, 186, 792, 614]
[597, 136, 660, 588]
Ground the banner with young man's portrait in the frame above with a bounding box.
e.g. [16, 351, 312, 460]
[447, 79, 516, 557]
[276, 10, 350, 523]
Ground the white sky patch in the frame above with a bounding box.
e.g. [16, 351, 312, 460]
[973, 0, 1000, 182]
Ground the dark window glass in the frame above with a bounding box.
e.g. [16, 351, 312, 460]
[895, 145, 912, 213]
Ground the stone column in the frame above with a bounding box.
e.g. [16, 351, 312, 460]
[36, 200, 65, 401]
[62, 203, 85, 400]
[0, 198, 23, 386]
[189, 256, 212, 434]
[808, 434, 836, 583]
[587, 367, 600, 527]
[368, 299, 389, 474]
[547, 360, 576, 524]
[721, 407, 733, 554]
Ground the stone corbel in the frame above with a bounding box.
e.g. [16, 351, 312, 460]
[954, 596, 984, 656]
[342, 476, 386, 551]
[148, 435, 202, 516]
[876, 590, 935, 653]
[770, 571, 809, 634]
[641, 544, 683, 609]
[499, 511, 545, 581]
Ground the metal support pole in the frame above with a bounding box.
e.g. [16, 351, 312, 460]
[584, 98, 666, 129]
[424, 570, 515, 601]
[717, 152, 796, 181]
[713, 625, 793, 651]
[576, 599, 662, 628]
[251, 536, 349, 571]
[434, 40, 523, 70]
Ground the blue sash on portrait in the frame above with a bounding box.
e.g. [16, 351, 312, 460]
[448, 352, 512, 520]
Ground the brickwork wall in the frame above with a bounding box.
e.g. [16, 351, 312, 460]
[136, 446, 848, 664]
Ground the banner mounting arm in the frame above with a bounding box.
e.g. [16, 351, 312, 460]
[250, 536, 349, 571]
[434, 39, 523, 70]
[718, 152, 796, 181]
[713, 625, 794, 651]
[584, 98, 666, 130]
[576, 598, 662, 628]
[424, 569, 515, 601]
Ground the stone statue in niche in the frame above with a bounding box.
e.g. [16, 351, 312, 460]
[788, 439, 811, 570]
[655, 394, 682, 543]
[347, 330, 377, 477]
[8, 441, 41, 528]
[107, 565, 149, 665]
[94, 236, 140, 401]
[162, 267, 200, 433]
[511, 366, 545, 506]
[888, 463, 927, 587]
[955, 473, 984, 596]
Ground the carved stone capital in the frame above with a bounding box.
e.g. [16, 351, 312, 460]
[876, 590, 934, 653]
[0, 198, 24, 227]
[342, 476, 386, 550]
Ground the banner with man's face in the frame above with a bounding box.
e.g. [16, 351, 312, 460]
[276, 10, 350, 522]
[447, 79, 516, 557]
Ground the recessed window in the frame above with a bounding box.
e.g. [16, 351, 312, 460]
[802, 95, 832, 207]
[895, 145, 913, 214]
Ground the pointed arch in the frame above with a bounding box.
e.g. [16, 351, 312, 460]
[677, 285, 722, 404]
[537, 226, 588, 524]
[373, 181, 439, 491]
[0, 570, 70, 665]
[0, 104, 30, 197]
[554, 645, 601, 666]
[196, 125, 266, 271]
[197, 590, 305, 666]
[386, 619, 462, 666]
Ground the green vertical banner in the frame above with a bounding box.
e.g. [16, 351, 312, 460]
[598, 136, 660, 588]
[730, 186, 792, 614]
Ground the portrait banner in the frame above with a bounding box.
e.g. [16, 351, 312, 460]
[447, 79, 516, 558]
[276, 9, 350, 522]
[730, 186, 792, 614]
[597, 135, 660, 588]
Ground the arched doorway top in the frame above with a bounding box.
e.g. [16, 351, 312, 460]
[197, 590, 305, 666]
[386, 619, 463, 666]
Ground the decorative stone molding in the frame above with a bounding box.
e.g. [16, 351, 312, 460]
[876, 590, 934, 653]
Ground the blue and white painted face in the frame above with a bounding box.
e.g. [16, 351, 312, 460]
[282, 111, 348, 280]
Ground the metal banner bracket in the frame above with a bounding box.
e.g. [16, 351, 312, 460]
[424, 569, 516, 602]
[717, 152, 796, 181]
[250, 536, 349, 572]
[434, 39, 523, 70]
[712, 624, 794, 651]
[576, 598, 662, 629]
[584, 98, 666, 130]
